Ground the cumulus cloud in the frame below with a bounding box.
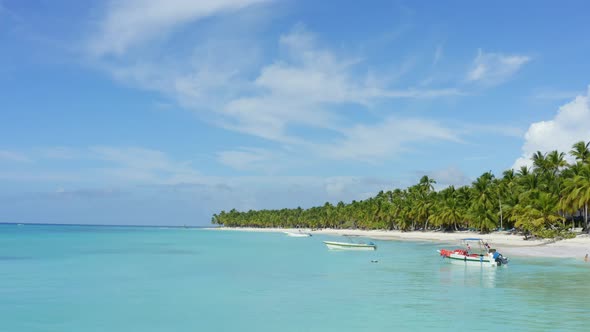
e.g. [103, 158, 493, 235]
[513, 86, 590, 169]
[467, 49, 530, 86]
[88, 0, 271, 56]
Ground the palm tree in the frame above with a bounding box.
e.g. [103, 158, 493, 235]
[391, 189, 412, 231]
[431, 186, 465, 231]
[562, 164, 590, 232]
[418, 175, 436, 193]
[469, 172, 498, 232]
[513, 192, 562, 238]
[494, 178, 506, 230]
[417, 176, 436, 230]
[211, 148, 583, 239]
[547, 150, 568, 175]
[532, 151, 548, 174]
[517, 166, 530, 177]
[570, 141, 590, 164]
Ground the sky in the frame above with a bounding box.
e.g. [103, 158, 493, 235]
[1, 0, 590, 225]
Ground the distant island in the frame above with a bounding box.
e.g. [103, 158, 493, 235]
[212, 141, 590, 239]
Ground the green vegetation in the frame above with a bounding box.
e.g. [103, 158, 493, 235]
[211, 141, 590, 238]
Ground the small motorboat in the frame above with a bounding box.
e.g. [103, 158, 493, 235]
[323, 237, 377, 251]
[284, 230, 312, 237]
[438, 238, 509, 267]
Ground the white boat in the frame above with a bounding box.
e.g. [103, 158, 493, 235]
[438, 238, 509, 267]
[323, 239, 377, 251]
[284, 230, 312, 237]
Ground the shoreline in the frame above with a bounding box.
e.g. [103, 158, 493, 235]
[205, 227, 590, 259]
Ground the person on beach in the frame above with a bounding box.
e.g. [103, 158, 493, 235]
[585, 254, 588, 262]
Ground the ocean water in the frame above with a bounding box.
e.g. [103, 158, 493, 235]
[1, 224, 589, 331]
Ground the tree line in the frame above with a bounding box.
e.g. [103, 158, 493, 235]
[211, 141, 590, 238]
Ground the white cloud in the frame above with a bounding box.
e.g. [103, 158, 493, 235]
[460, 123, 524, 138]
[513, 86, 590, 169]
[90, 146, 201, 183]
[221, 95, 331, 143]
[426, 166, 471, 189]
[88, 15, 464, 165]
[531, 89, 584, 101]
[467, 49, 530, 85]
[216, 27, 360, 142]
[1, 146, 201, 184]
[0, 150, 30, 163]
[101, 38, 258, 113]
[88, 0, 270, 56]
[92, 146, 182, 170]
[317, 116, 460, 161]
[322, 176, 391, 199]
[219, 27, 461, 144]
[217, 148, 280, 172]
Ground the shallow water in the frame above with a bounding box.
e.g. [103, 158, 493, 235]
[1, 224, 588, 331]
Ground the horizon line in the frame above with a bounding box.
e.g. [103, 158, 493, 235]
[0, 222, 216, 228]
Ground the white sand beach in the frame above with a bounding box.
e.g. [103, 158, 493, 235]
[207, 227, 590, 259]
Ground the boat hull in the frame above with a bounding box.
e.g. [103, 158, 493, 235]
[284, 232, 311, 237]
[324, 241, 377, 251]
[438, 250, 503, 267]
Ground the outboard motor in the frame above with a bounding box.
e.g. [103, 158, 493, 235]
[493, 252, 509, 266]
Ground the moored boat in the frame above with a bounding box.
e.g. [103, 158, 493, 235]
[438, 238, 508, 267]
[284, 230, 312, 237]
[323, 240, 377, 251]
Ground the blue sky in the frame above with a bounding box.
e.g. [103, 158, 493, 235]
[1, 0, 590, 225]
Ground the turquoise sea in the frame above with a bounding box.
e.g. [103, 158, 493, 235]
[1, 224, 589, 331]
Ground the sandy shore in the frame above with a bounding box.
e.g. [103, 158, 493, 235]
[206, 227, 590, 259]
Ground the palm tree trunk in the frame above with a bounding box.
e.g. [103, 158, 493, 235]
[499, 197, 503, 230]
[586, 202, 589, 233]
